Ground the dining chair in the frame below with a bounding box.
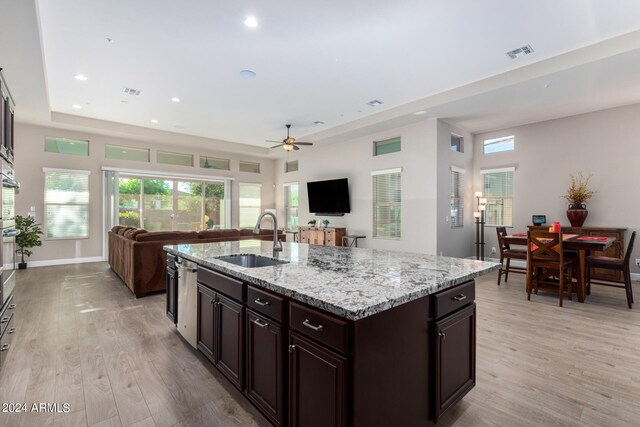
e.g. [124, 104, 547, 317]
[526, 230, 575, 307]
[496, 227, 527, 286]
[585, 231, 636, 309]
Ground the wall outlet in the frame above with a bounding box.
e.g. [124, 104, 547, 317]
[490, 247, 497, 255]
[635, 259, 640, 268]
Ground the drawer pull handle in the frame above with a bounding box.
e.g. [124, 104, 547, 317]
[8, 304, 16, 309]
[253, 318, 269, 328]
[1, 344, 9, 351]
[288, 345, 296, 353]
[438, 331, 446, 341]
[302, 319, 323, 332]
[210, 299, 214, 305]
[0, 317, 9, 324]
[254, 298, 270, 307]
[8, 327, 15, 334]
[452, 294, 467, 301]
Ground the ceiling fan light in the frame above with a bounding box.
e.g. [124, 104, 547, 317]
[283, 144, 294, 151]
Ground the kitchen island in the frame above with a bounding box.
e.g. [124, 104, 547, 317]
[165, 240, 498, 427]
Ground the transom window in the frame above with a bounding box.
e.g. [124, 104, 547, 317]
[483, 136, 514, 154]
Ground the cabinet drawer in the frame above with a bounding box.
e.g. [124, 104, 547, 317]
[167, 254, 176, 269]
[247, 286, 284, 323]
[290, 302, 347, 354]
[434, 281, 475, 319]
[0, 303, 15, 337]
[198, 267, 245, 302]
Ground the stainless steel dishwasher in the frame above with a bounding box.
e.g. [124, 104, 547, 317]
[177, 258, 198, 348]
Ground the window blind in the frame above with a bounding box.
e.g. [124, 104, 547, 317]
[239, 183, 262, 228]
[284, 183, 299, 231]
[482, 170, 514, 226]
[44, 169, 90, 239]
[373, 171, 401, 239]
[450, 168, 464, 228]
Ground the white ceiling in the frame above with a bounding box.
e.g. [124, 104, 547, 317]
[4, 0, 640, 151]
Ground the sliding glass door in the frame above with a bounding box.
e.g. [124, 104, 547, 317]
[117, 175, 228, 231]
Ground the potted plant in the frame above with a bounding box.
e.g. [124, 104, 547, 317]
[15, 215, 43, 269]
[322, 219, 330, 228]
[307, 219, 317, 226]
[562, 172, 597, 227]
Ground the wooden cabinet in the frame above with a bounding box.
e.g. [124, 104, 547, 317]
[247, 309, 284, 426]
[289, 332, 347, 427]
[197, 284, 216, 361]
[216, 293, 244, 389]
[166, 255, 178, 324]
[434, 304, 476, 421]
[0, 70, 15, 164]
[298, 227, 346, 247]
[0, 297, 15, 370]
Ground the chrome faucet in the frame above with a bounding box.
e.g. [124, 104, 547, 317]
[253, 211, 282, 252]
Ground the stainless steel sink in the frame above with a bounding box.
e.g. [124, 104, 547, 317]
[216, 254, 288, 268]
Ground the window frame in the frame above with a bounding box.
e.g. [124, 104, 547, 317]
[239, 161, 261, 174]
[238, 182, 262, 228]
[199, 155, 230, 171]
[450, 134, 464, 153]
[156, 150, 194, 167]
[450, 166, 464, 228]
[481, 167, 515, 227]
[44, 137, 90, 156]
[285, 160, 299, 173]
[284, 182, 299, 231]
[43, 168, 91, 240]
[372, 168, 402, 240]
[105, 144, 150, 162]
[483, 135, 515, 155]
[373, 137, 401, 156]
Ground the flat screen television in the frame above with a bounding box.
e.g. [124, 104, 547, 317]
[307, 178, 351, 216]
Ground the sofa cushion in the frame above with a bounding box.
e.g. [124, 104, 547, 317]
[117, 227, 134, 236]
[198, 229, 241, 239]
[111, 225, 125, 234]
[125, 228, 148, 239]
[136, 231, 199, 242]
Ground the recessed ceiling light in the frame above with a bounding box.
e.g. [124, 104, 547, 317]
[105, 37, 114, 43]
[239, 70, 256, 79]
[151, 119, 159, 124]
[544, 83, 552, 89]
[74, 74, 88, 81]
[313, 121, 325, 126]
[367, 99, 383, 107]
[244, 16, 258, 28]
[171, 97, 181, 103]
[72, 104, 82, 109]
[413, 110, 427, 116]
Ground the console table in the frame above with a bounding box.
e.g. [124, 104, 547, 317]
[298, 226, 346, 246]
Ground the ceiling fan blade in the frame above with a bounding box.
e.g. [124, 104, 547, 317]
[265, 140, 283, 143]
[294, 142, 313, 145]
[270, 144, 284, 149]
[293, 145, 300, 151]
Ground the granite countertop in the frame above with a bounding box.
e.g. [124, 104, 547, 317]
[165, 240, 499, 321]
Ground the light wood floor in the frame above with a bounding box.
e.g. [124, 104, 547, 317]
[0, 263, 638, 427]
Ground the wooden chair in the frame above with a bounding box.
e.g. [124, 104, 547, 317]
[585, 231, 636, 309]
[496, 227, 527, 286]
[526, 230, 575, 307]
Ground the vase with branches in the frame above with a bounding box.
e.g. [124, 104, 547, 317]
[563, 172, 597, 227]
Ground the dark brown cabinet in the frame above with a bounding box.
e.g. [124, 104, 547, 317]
[166, 255, 178, 324]
[0, 70, 15, 164]
[247, 309, 284, 426]
[289, 332, 346, 427]
[434, 303, 476, 421]
[216, 293, 244, 389]
[197, 284, 216, 361]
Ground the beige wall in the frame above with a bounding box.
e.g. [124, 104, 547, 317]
[14, 123, 276, 264]
[274, 119, 439, 254]
[473, 102, 640, 273]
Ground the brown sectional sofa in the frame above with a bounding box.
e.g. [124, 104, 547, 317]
[108, 226, 285, 297]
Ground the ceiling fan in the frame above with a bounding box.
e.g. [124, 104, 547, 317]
[267, 124, 313, 151]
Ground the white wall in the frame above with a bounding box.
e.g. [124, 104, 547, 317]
[473, 102, 640, 273]
[14, 123, 277, 264]
[274, 119, 439, 254]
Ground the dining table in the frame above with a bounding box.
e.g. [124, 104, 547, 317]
[502, 232, 616, 302]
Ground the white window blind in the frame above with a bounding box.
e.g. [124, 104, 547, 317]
[284, 183, 299, 231]
[44, 169, 90, 239]
[450, 167, 464, 228]
[373, 171, 401, 239]
[481, 168, 514, 226]
[239, 183, 262, 228]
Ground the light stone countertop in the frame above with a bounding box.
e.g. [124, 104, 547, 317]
[165, 240, 499, 321]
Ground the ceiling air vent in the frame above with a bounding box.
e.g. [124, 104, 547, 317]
[122, 87, 141, 96]
[367, 99, 383, 107]
[505, 44, 534, 60]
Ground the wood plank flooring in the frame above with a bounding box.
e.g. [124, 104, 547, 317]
[0, 262, 638, 426]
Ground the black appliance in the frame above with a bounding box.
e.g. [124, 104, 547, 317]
[0, 158, 18, 308]
[532, 215, 547, 226]
[307, 178, 351, 216]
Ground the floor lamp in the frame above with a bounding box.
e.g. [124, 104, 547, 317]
[474, 192, 487, 261]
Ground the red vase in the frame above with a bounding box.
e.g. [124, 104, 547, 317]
[566, 204, 588, 227]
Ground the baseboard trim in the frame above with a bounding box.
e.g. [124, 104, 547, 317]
[473, 257, 640, 281]
[23, 256, 106, 268]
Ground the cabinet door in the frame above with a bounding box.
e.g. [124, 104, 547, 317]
[246, 310, 283, 426]
[215, 293, 244, 389]
[166, 267, 178, 324]
[299, 228, 309, 244]
[289, 332, 346, 427]
[434, 304, 476, 421]
[197, 284, 216, 362]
